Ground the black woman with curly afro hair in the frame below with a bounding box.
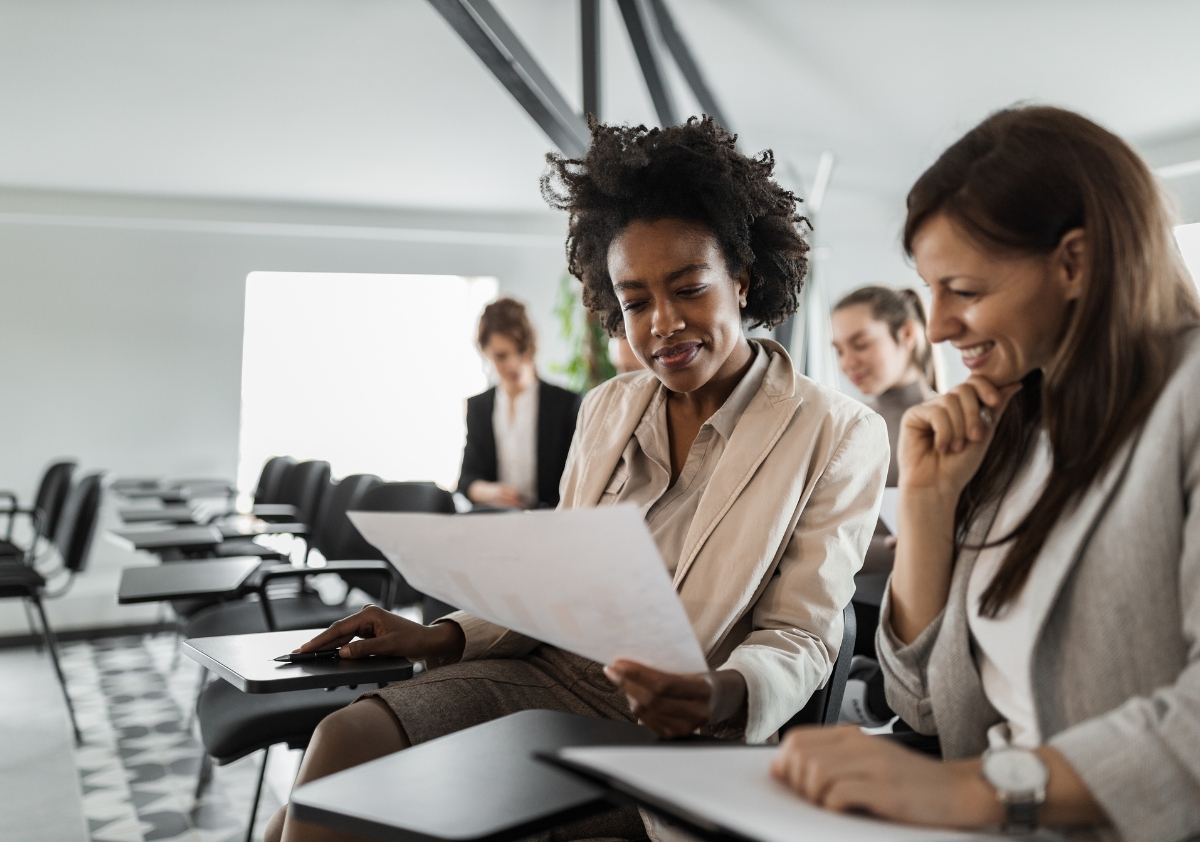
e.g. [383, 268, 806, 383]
[266, 118, 889, 842]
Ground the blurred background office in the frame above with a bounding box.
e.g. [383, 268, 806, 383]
[2, 2, 1200, 840]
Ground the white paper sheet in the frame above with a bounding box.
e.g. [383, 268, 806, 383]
[557, 746, 987, 842]
[878, 487, 900, 536]
[347, 505, 708, 674]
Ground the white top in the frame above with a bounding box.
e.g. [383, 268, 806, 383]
[967, 430, 1070, 749]
[493, 382, 539, 506]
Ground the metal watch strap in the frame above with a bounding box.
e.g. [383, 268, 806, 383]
[1004, 799, 1039, 835]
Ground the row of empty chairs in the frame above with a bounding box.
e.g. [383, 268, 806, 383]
[0, 460, 109, 744]
[110, 456, 460, 839]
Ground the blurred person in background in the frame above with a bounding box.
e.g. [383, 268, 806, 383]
[610, 335, 645, 374]
[459, 298, 582, 509]
[831, 286, 937, 656]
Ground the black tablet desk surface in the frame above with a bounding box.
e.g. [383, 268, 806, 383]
[183, 629, 414, 693]
[291, 709, 656, 842]
[118, 505, 200, 524]
[111, 524, 223, 551]
[117, 557, 262, 604]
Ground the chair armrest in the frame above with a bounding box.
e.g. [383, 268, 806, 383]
[0, 506, 43, 548]
[10, 509, 45, 566]
[252, 504, 301, 523]
[216, 522, 307, 539]
[0, 492, 16, 541]
[252, 561, 400, 630]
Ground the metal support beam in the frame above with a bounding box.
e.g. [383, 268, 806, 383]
[645, 0, 729, 131]
[581, 0, 600, 120]
[616, 0, 678, 127]
[428, 0, 590, 157]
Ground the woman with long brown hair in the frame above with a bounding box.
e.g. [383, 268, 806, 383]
[772, 105, 1200, 839]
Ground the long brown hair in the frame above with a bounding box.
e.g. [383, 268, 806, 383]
[834, 286, 939, 392]
[904, 106, 1200, 617]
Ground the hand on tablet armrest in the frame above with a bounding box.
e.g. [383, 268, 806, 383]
[467, 480, 525, 509]
[769, 726, 1106, 828]
[295, 605, 466, 666]
[603, 659, 747, 739]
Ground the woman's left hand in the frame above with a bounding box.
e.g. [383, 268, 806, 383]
[771, 726, 999, 828]
[604, 660, 747, 738]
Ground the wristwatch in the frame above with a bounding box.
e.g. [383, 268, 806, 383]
[980, 747, 1048, 834]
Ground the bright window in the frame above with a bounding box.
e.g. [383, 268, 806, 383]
[1178, 223, 1200, 288]
[236, 272, 498, 499]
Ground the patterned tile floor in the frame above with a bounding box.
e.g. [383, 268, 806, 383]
[60, 634, 291, 842]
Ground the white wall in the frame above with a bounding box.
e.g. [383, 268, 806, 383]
[0, 187, 570, 635]
[0, 188, 572, 501]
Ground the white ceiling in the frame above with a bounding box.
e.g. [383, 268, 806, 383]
[0, 0, 1197, 217]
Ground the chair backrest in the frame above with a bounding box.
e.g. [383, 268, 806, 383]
[253, 456, 296, 505]
[780, 602, 857, 731]
[356, 482, 456, 516]
[311, 474, 382, 561]
[341, 482, 456, 605]
[54, 472, 107, 574]
[279, 460, 331, 525]
[33, 460, 76, 540]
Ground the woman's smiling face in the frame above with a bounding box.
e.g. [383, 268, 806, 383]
[912, 213, 1083, 386]
[607, 218, 750, 394]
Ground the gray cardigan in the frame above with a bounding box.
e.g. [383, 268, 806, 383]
[877, 333, 1200, 842]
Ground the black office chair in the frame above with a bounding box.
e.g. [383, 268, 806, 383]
[191, 558, 402, 839]
[211, 459, 331, 560]
[250, 459, 330, 525]
[779, 602, 856, 731]
[0, 459, 77, 560]
[183, 474, 397, 638]
[0, 471, 107, 745]
[344, 481, 455, 614]
[197, 679, 362, 841]
[251, 455, 296, 507]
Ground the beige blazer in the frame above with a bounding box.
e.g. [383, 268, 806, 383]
[877, 331, 1200, 842]
[450, 339, 889, 742]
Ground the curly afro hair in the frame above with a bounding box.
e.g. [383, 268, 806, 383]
[540, 116, 810, 335]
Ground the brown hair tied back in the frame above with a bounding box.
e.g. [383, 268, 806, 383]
[905, 105, 1200, 617]
[834, 285, 938, 392]
[478, 297, 537, 356]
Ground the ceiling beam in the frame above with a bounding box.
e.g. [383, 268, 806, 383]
[616, 0, 678, 127]
[581, 0, 601, 120]
[645, 0, 729, 130]
[427, 0, 590, 157]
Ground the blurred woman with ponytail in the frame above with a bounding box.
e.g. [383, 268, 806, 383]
[832, 286, 939, 654]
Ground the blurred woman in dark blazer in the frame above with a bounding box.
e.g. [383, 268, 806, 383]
[458, 298, 582, 509]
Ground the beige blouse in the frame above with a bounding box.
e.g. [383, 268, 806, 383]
[598, 342, 770, 574]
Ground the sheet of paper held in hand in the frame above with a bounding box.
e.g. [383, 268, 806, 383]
[347, 505, 708, 674]
[555, 746, 987, 842]
[878, 487, 900, 536]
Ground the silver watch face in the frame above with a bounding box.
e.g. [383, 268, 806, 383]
[983, 748, 1049, 794]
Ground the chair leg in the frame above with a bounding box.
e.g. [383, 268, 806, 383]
[171, 618, 184, 671]
[186, 663, 208, 733]
[22, 598, 43, 653]
[245, 748, 269, 842]
[31, 594, 81, 746]
[194, 752, 214, 803]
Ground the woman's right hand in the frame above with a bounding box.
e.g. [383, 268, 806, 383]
[898, 375, 1022, 504]
[295, 605, 466, 665]
[467, 480, 526, 509]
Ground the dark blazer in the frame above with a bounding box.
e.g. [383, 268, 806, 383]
[457, 380, 583, 508]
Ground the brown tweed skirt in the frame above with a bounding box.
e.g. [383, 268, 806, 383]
[359, 645, 646, 842]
